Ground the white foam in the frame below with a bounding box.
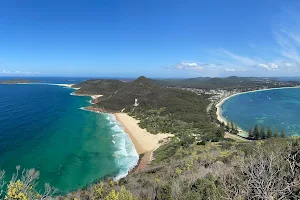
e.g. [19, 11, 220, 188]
[50, 82, 138, 178]
[104, 113, 139, 180]
[80, 106, 138, 180]
[79, 107, 102, 114]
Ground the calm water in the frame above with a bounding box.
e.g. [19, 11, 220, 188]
[0, 80, 138, 194]
[222, 88, 300, 137]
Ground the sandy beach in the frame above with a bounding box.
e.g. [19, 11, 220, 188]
[115, 113, 173, 155]
[53, 83, 78, 88]
[79, 95, 172, 169]
[114, 113, 173, 171]
[55, 83, 103, 104]
[215, 86, 300, 135]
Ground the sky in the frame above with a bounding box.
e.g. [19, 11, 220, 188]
[1, 0, 300, 78]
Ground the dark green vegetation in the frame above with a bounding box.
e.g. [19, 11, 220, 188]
[76, 76, 222, 142]
[248, 124, 287, 140]
[0, 79, 41, 84]
[222, 121, 239, 135]
[73, 79, 126, 95]
[154, 76, 300, 90]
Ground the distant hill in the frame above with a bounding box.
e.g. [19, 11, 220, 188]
[97, 76, 169, 111]
[75, 76, 218, 140]
[0, 79, 41, 84]
[154, 76, 300, 89]
[72, 79, 127, 95]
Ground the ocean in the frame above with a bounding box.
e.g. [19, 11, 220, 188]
[222, 88, 300, 137]
[0, 78, 138, 194]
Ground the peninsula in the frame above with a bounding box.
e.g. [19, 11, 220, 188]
[71, 76, 215, 168]
[0, 79, 41, 84]
[0, 76, 299, 200]
[60, 76, 300, 200]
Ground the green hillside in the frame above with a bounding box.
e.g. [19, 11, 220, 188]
[155, 76, 300, 89]
[72, 79, 127, 95]
[78, 76, 220, 141]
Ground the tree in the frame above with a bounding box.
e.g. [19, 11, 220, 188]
[230, 121, 239, 135]
[231, 121, 235, 133]
[4, 167, 57, 200]
[267, 127, 272, 138]
[253, 124, 259, 140]
[233, 124, 239, 134]
[216, 127, 225, 138]
[119, 186, 138, 200]
[248, 127, 253, 138]
[225, 121, 230, 132]
[105, 189, 119, 200]
[260, 125, 266, 139]
[281, 129, 286, 138]
[220, 122, 225, 127]
[274, 129, 279, 138]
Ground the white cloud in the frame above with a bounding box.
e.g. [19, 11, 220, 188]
[215, 48, 300, 72]
[217, 48, 259, 66]
[164, 10, 300, 76]
[225, 68, 247, 72]
[257, 63, 279, 70]
[164, 60, 250, 73]
[164, 61, 205, 71]
[274, 31, 300, 64]
[273, 9, 300, 66]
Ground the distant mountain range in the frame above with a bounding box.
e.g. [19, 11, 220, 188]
[154, 76, 300, 89]
[74, 76, 300, 95]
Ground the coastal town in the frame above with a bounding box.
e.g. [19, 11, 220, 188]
[166, 78, 300, 141]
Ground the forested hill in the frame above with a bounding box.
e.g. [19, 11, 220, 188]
[154, 76, 300, 89]
[72, 79, 127, 95]
[74, 76, 221, 141]
[95, 76, 168, 111]
[64, 76, 300, 200]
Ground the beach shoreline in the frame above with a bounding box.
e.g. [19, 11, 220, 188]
[73, 93, 103, 104]
[59, 83, 173, 171]
[114, 113, 173, 170]
[58, 84, 103, 104]
[215, 86, 300, 135]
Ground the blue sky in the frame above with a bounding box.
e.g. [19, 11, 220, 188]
[0, 0, 300, 78]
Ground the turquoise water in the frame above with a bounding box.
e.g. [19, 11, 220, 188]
[0, 83, 138, 194]
[222, 88, 300, 137]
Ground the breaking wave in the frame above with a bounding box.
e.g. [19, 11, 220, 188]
[105, 114, 139, 180]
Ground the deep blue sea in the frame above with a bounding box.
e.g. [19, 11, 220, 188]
[222, 88, 300, 137]
[0, 77, 138, 194]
